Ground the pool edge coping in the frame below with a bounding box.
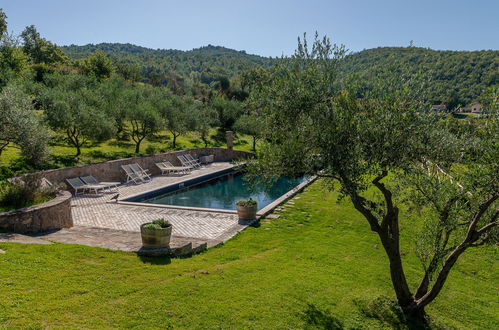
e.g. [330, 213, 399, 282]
[115, 170, 317, 218]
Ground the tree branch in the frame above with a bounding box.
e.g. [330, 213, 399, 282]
[416, 194, 498, 308]
[466, 194, 498, 239]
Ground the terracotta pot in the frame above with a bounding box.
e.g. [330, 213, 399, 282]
[140, 223, 172, 249]
[236, 204, 257, 221]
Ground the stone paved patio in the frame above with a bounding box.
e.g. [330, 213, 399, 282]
[71, 162, 247, 247]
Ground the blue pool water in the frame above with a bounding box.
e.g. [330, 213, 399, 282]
[144, 172, 307, 210]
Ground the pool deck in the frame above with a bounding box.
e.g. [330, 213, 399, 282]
[69, 162, 254, 249]
[1, 162, 312, 256]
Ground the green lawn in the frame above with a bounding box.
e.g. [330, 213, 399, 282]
[0, 182, 497, 329]
[0, 129, 254, 177]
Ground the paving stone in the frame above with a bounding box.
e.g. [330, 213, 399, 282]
[62, 162, 256, 254]
[267, 214, 280, 219]
[71, 163, 241, 242]
[0, 249, 5, 254]
[0, 233, 53, 245]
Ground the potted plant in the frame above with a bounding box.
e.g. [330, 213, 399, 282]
[236, 199, 257, 220]
[140, 219, 172, 249]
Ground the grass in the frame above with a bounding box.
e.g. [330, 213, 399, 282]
[0, 129, 254, 178]
[0, 181, 497, 328]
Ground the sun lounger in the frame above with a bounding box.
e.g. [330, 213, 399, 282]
[121, 164, 144, 184]
[185, 154, 202, 168]
[129, 163, 152, 181]
[65, 177, 104, 195]
[177, 155, 196, 169]
[155, 161, 190, 175]
[80, 175, 119, 192]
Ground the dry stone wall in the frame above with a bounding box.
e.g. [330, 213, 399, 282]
[0, 191, 73, 234]
[19, 148, 252, 189]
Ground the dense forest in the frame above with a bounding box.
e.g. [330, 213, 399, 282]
[62, 43, 274, 93]
[62, 43, 498, 107]
[339, 46, 498, 106]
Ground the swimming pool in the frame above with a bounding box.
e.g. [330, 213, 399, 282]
[124, 169, 308, 211]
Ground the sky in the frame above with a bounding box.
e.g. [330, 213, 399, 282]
[2, 0, 498, 57]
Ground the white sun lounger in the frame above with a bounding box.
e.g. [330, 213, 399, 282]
[129, 163, 152, 182]
[177, 155, 196, 169]
[121, 164, 144, 184]
[80, 175, 119, 192]
[66, 177, 105, 195]
[155, 161, 190, 175]
[185, 154, 202, 168]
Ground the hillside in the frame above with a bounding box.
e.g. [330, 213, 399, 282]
[339, 47, 498, 105]
[62, 43, 498, 105]
[62, 43, 273, 85]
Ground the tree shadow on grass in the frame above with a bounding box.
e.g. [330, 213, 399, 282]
[50, 154, 78, 167]
[107, 140, 135, 148]
[302, 303, 344, 330]
[138, 255, 172, 265]
[354, 296, 435, 330]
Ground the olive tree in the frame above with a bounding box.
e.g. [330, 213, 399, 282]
[234, 113, 263, 152]
[42, 73, 114, 157]
[0, 84, 49, 165]
[124, 86, 163, 153]
[158, 94, 198, 149]
[195, 102, 218, 148]
[0, 9, 31, 87]
[97, 75, 130, 138]
[249, 34, 498, 322]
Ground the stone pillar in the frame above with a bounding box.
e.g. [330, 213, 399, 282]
[226, 131, 234, 150]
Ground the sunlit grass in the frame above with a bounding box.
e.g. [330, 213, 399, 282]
[0, 181, 496, 328]
[0, 128, 255, 177]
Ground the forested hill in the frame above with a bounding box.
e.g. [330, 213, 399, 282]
[339, 47, 498, 106]
[62, 43, 497, 105]
[62, 43, 273, 85]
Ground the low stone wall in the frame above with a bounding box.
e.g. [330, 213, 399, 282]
[20, 148, 252, 188]
[0, 191, 73, 234]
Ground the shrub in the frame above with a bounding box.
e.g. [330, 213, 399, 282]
[0, 175, 58, 210]
[236, 199, 257, 207]
[151, 218, 172, 228]
[143, 223, 161, 230]
[145, 145, 156, 155]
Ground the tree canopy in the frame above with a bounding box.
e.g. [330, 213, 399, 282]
[248, 34, 498, 323]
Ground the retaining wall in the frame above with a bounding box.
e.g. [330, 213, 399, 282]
[0, 191, 73, 234]
[21, 148, 252, 187]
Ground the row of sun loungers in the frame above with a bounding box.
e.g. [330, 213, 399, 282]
[66, 176, 120, 195]
[65, 155, 208, 194]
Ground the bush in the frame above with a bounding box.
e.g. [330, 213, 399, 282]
[143, 219, 172, 230]
[236, 199, 257, 207]
[152, 218, 172, 228]
[143, 223, 161, 230]
[145, 145, 156, 155]
[0, 175, 58, 211]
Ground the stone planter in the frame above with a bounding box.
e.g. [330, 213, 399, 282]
[236, 204, 258, 221]
[140, 223, 172, 249]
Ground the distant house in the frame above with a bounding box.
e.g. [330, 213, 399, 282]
[470, 103, 481, 113]
[431, 104, 447, 112]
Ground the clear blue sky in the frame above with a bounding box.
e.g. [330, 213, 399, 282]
[2, 0, 498, 57]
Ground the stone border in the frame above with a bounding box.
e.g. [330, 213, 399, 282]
[117, 169, 317, 220]
[0, 191, 73, 234]
[257, 175, 317, 217]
